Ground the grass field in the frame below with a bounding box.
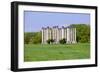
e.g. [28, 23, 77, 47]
[24, 43, 90, 62]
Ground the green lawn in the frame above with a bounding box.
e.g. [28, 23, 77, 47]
[24, 43, 90, 62]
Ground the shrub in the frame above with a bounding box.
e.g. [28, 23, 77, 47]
[59, 38, 66, 44]
[46, 39, 54, 44]
[47, 39, 51, 44]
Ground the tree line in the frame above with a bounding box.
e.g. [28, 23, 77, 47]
[24, 24, 90, 44]
[70, 24, 90, 43]
[24, 32, 41, 44]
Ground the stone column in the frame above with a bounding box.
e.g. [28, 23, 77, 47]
[59, 28, 61, 41]
[46, 27, 49, 42]
[57, 27, 59, 43]
[70, 29, 71, 43]
[55, 29, 56, 43]
[43, 29, 45, 43]
[52, 27, 55, 40]
[64, 29, 65, 39]
[42, 28, 44, 44]
[67, 28, 70, 43]
[69, 28, 70, 43]
[59, 28, 62, 40]
[49, 28, 51, 40]
[72, 28, 74, 43]
[72, 28, 73, 43]
[72, 28, 76, 43]
[70, 28, 72, 42]
[44, 28, 46, 44]
[53, 28, 54, 41]
[62, 26, 64, 39]
[75, 28, 76, 43]
[65, 28, 67, 40]
[53, 28, 55, 43]
[65, 28, 67, 42]
[46, 28, 48, 44]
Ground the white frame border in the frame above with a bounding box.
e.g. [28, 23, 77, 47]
[18, 5, 96, 68]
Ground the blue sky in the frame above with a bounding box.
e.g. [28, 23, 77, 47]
[24, 11, 90, 32]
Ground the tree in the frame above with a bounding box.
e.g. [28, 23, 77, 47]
[30, 32, 41, 44]
[24, 32, 34, 44]
[24, 32, 41, 44]
[70, 24, 90, 43]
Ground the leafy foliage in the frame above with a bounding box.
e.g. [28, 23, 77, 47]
[70, 24, 90, 43]
[59, 38, 66, 44]
[24, 32, 34, 44]
[24, 32, 41, 44]
[46, 39, 54, 44]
